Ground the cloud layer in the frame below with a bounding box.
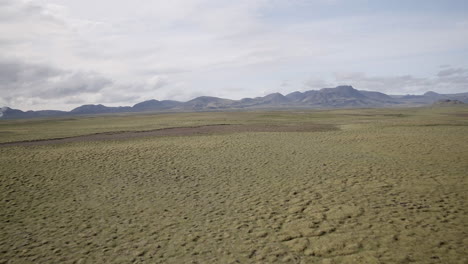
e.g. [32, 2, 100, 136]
[1, 0, 468, 110]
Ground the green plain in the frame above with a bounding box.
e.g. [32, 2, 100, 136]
[1, 106, 467, 263]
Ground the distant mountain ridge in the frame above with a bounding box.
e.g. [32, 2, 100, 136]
[1, 86, 467, 119]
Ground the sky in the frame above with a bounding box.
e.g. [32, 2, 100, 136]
[1, 0, 468, 110]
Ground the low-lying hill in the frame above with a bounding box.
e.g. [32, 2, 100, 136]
[1, 86, 467, 119]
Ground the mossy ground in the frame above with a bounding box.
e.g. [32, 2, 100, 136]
[1, 107, 467, 263]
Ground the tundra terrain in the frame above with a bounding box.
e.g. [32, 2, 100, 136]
[0, 107, 467, 263]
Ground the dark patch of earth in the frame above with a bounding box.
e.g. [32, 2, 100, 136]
[0, 123, 337, 147]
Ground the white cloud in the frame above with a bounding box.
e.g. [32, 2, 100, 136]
[0, 57, 115, 108]
[0, 0, 467, 110]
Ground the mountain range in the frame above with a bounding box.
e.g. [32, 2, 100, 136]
[1, 86, 467, 119]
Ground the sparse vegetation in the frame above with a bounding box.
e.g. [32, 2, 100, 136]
[1, 106, 467, 263]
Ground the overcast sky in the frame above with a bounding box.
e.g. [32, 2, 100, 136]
[1, 0, 468, 110]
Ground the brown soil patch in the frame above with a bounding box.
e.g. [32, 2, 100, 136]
[0, 123, 336, 147]
[452, 113, 468, 117]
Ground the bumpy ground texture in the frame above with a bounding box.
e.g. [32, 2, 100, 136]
[0, 107, 467, 263]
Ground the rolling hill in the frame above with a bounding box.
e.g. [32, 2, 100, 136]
[2, 86, 467, 119]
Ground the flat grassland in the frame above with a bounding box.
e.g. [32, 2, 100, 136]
[1, 107, 467, 263]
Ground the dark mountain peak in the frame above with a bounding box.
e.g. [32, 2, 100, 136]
[336, 85, 355, 90]
[70, 104, 132, 115]
[188, 96, 222, 102]
[261, 92, 290, 104]
[265, 92, 283, 96]
[286, 91, 302, 96]
[303, 89, 318, 96]
[0, 107, 19, 118]
[132, 99, 182, 111]
[423, 91, 449, 101]
[185, 96, 235, 110]
[424, 91, 440, 96]
[132, 99, 161, 110]
[263, 92, 285, 99]
[0, 107, 66, 119]
[318, 85, 364, 98]
[239, 97, 255, 103]
[71, 104, 107, 113]
[1, 106, 11, 114]
[133, 99, 160, 106]
[320, 85, 356, 92]
[285, 91, 305, 101]
[194, 96, 212, 100]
